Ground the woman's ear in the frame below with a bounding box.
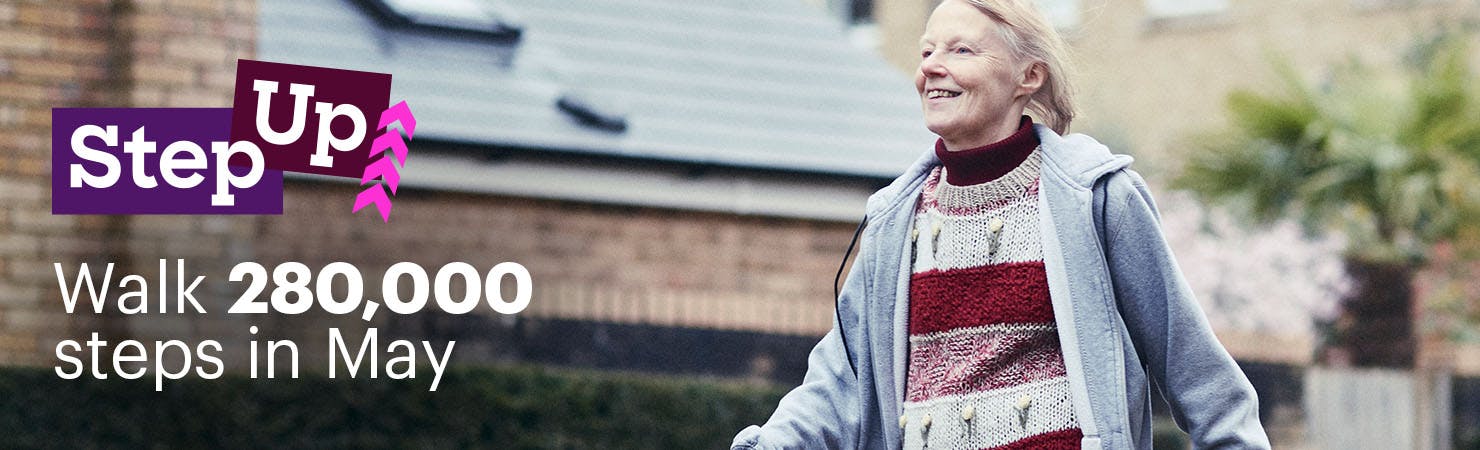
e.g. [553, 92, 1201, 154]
[1016, 61, 1046, 97]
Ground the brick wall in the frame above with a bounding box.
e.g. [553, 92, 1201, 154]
[249, 183, 855, 367]
[0, 0, 858, 370]
[2, 0, 133, 366]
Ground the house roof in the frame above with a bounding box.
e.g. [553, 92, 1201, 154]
[257, 0, 935, 179]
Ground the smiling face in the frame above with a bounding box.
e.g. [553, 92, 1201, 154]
[916, 0, 1043, 150]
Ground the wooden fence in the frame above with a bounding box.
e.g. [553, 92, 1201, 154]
[1305, 368, 1454, 450]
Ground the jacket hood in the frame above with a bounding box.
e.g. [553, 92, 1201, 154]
[866, 123, 1133, 215]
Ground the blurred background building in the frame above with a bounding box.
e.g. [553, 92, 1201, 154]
[1, 0, 1477, 448]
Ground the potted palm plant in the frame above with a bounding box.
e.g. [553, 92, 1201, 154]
[1175, 33, 1480, 368]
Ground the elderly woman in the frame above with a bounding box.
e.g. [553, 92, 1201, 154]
[732, 0, 1269, 449]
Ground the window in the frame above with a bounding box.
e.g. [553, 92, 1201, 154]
[849, 0, 874, 24]
[838, 0, 878, 51]
[814, 0, 872, 25]
[1144, 0, 1229, 18]
[1034, 0, 1081, 30]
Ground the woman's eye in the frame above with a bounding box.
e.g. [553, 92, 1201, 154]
[955, 47, 971, 54]
[921, 50, 933, 59]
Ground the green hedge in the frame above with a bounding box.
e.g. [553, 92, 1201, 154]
[0, 365, 788, 449]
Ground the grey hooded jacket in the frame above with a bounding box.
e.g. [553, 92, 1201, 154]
[732, 125, 1271, 449]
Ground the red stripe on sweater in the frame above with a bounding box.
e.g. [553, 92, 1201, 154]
[983, 428, 1083, 450]
[909, 262, 1053, 335]
[905, 327, 1068, 401]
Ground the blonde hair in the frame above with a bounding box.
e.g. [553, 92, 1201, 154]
[959, 0, 1076, 134]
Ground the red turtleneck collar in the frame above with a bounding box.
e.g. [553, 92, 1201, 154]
[934, 116, 1040, 186]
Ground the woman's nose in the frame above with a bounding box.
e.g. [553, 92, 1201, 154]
[919, 55, 946, 78]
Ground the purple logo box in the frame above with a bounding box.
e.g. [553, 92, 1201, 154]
[231, 59, 391, 179]
[51, 108, 284, 214]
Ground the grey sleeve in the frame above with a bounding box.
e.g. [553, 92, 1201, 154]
[1101, 172, 1272, 450]
[732, 326, 863, 450]
[732, 239, 869, 450]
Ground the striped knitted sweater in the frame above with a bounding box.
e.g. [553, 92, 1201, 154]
[900, 120, 1081, 450]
